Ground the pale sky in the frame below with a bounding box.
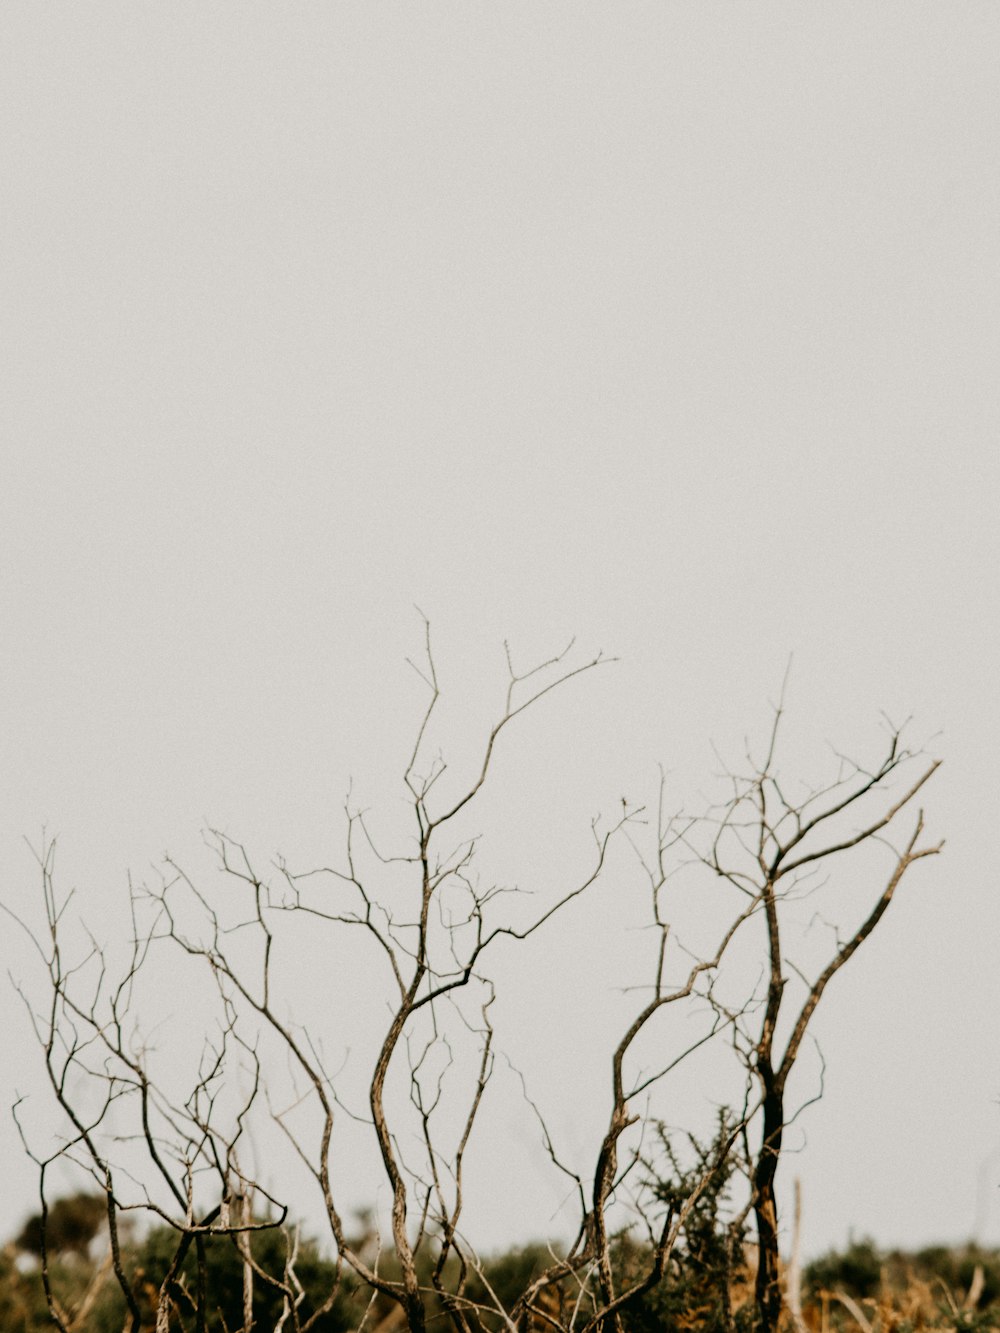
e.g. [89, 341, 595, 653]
[1, 2, 999, 1262]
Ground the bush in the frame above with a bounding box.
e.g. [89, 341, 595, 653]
[104, 1221, 357, 1333]
[622, 1111, 754, 1333]
[806, 1236, 883, 1301]
[15, 1192, 106, 1260]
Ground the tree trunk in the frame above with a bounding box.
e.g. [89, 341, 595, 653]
[753, 1075, 785, 1333]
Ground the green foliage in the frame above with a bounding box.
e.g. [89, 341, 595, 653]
[910, 1243, 1000, 1309]
[5, 1191, 1000, 1333]
[806, 1236, 1000, 1308]
[0, 1239, 120, 1333]
[806, 1236, 883, 1301]
[15, 1192, 107, 1259]
[6, 1194, 358, 1333]
[806, 1238, 1000, 1332]
[99, 1220, 356, 1333]
[622, 1110, 755, 1333]
[0, 1245, 52, 1333]
[464, 1242, 557, 1320]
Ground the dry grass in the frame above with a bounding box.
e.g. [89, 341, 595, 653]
[799, 1268, 994, 1333]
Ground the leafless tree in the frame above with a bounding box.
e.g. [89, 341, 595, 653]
[6, 837, 293, 1333]
[9, 629, 941, 1333]
[695, 688, 943, 1332]
[138, 625, 762, 1333]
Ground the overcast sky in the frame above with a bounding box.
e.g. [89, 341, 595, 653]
[1, 3, 999, 1261]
